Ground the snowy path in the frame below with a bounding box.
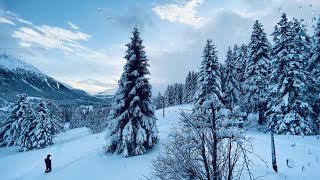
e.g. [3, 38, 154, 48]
[0, 104, 319, 179]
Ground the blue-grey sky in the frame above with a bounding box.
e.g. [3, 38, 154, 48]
[0, 0, 319, 95]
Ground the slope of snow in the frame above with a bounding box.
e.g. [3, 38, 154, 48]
[44, 78, 54, 89]
[22, 79, 42, 92]
[0, 53, 42, 74]
[0, 104, 319, 180]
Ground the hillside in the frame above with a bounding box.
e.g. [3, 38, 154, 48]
[0, 53, 102, 105]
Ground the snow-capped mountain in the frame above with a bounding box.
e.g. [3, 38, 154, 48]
[0, 53, 101, 105]
[94, 88, 116, 99]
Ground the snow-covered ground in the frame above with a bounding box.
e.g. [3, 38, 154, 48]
[0, 104, 319, 180]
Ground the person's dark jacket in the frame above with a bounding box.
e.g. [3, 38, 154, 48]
[45, 157, 51, 168]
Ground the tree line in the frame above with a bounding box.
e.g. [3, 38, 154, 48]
[150, 13, 320, 179]
[0, 94, 110, 151]
[155, 14, 320, 135]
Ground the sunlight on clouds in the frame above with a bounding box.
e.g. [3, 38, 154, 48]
[12, 27, 74, 52]
[36, 25, 90, 41]
[19, 42, 31, 47]
[152, 0, 209, 29]
[15, 18, 33, 26]
[11, 22, 107, 60]
[67, 21, 79, 30]
[0, 17, 15, 25]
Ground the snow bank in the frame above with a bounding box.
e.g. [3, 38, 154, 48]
[0, 104, 319, 179]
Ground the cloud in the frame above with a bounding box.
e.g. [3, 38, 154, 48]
[13, 27, 75, 52]
[11, 22, 106, 59]
[67, 21, 79, 30]
[0, 17, 15, 25]
[36, 25, 90, 41]
[15, 18, 33, 25]
[3, 11, 100, 59]
[152, 0, 209, 29]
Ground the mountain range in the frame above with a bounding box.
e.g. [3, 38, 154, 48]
[0, 53, 103, 106]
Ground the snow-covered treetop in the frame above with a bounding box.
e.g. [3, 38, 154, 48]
[194, 39, 222, 107]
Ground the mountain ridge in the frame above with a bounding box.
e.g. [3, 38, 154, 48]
[0, 52, 103, 106]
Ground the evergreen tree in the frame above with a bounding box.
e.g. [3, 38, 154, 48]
[69, 106, 89, 129]
[30, 100, 54, 149]
[183, 71, 198, 104]
[308, 15, 320, 127]
[194, 39, 222, 107]
[0, 94, 28, 147]
[191, 71, 198, 101]
[17, 105, 36, 151]
[155, 92, 163, 109]
[164, 85, 175, 107]
[223, 47, 241, 110]
[173, 83, 183, 105]
[236, 44, 249, 84]
[105, 27, 158, 157]
[86, 106, 107, 134]
[183, 71, 193, 104]
[267, 14, 316, 135]
[46, 100, 64, 134]
[233, 44, 240, 62]
[243, 20, 272, 124]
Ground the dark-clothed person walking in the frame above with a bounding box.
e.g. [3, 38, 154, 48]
[44, 154, 52, 173]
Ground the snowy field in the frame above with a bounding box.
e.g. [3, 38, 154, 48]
[0, 104, 319, 180]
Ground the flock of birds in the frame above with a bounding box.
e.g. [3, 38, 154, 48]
[97, 0, 203, 24]
[97, 0, 317, 28]
[277, 0, 317, 28]
[98, 8, 116, 23]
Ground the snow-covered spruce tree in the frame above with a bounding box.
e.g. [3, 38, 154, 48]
[30, 100, 54, 149]
[69, 106, 89, 129]
[173, 83, 183, 105]
[308, 15, 320, 129]
[105, 27, 158, 157]
[88, 106, 108, 134]
[183, 71, 198, 104]
[150, 96, 258, 180]
[155, 92, 163, 110]
[60, 104, 74, 123]
[0, 94, 28, 147]
[164, 85, 175, 107]
[266, 14, 316, 135]
[223, 47, 241, 110]
[194, 39, 222, 107]
[183, 71, 193, 104]
[191, 71, 198, 94]
[17, 105, 36, 152]
[46, 100, 64, 134]
[236, 44, 249, 85]
[243, 20, 272, 124]
[232, 44, 239, 63]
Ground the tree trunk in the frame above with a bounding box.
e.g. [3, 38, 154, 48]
[258, 105, 263, 125]
[201, 135, 211, 180]
[211, 104, 218, 180]
[227, 139, 232, 180]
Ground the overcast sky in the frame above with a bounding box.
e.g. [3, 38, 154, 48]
[0, 0, 319, 95]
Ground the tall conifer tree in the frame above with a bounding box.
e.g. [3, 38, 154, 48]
[244, 20, 272, 124]
[105, 27, 158, 157]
